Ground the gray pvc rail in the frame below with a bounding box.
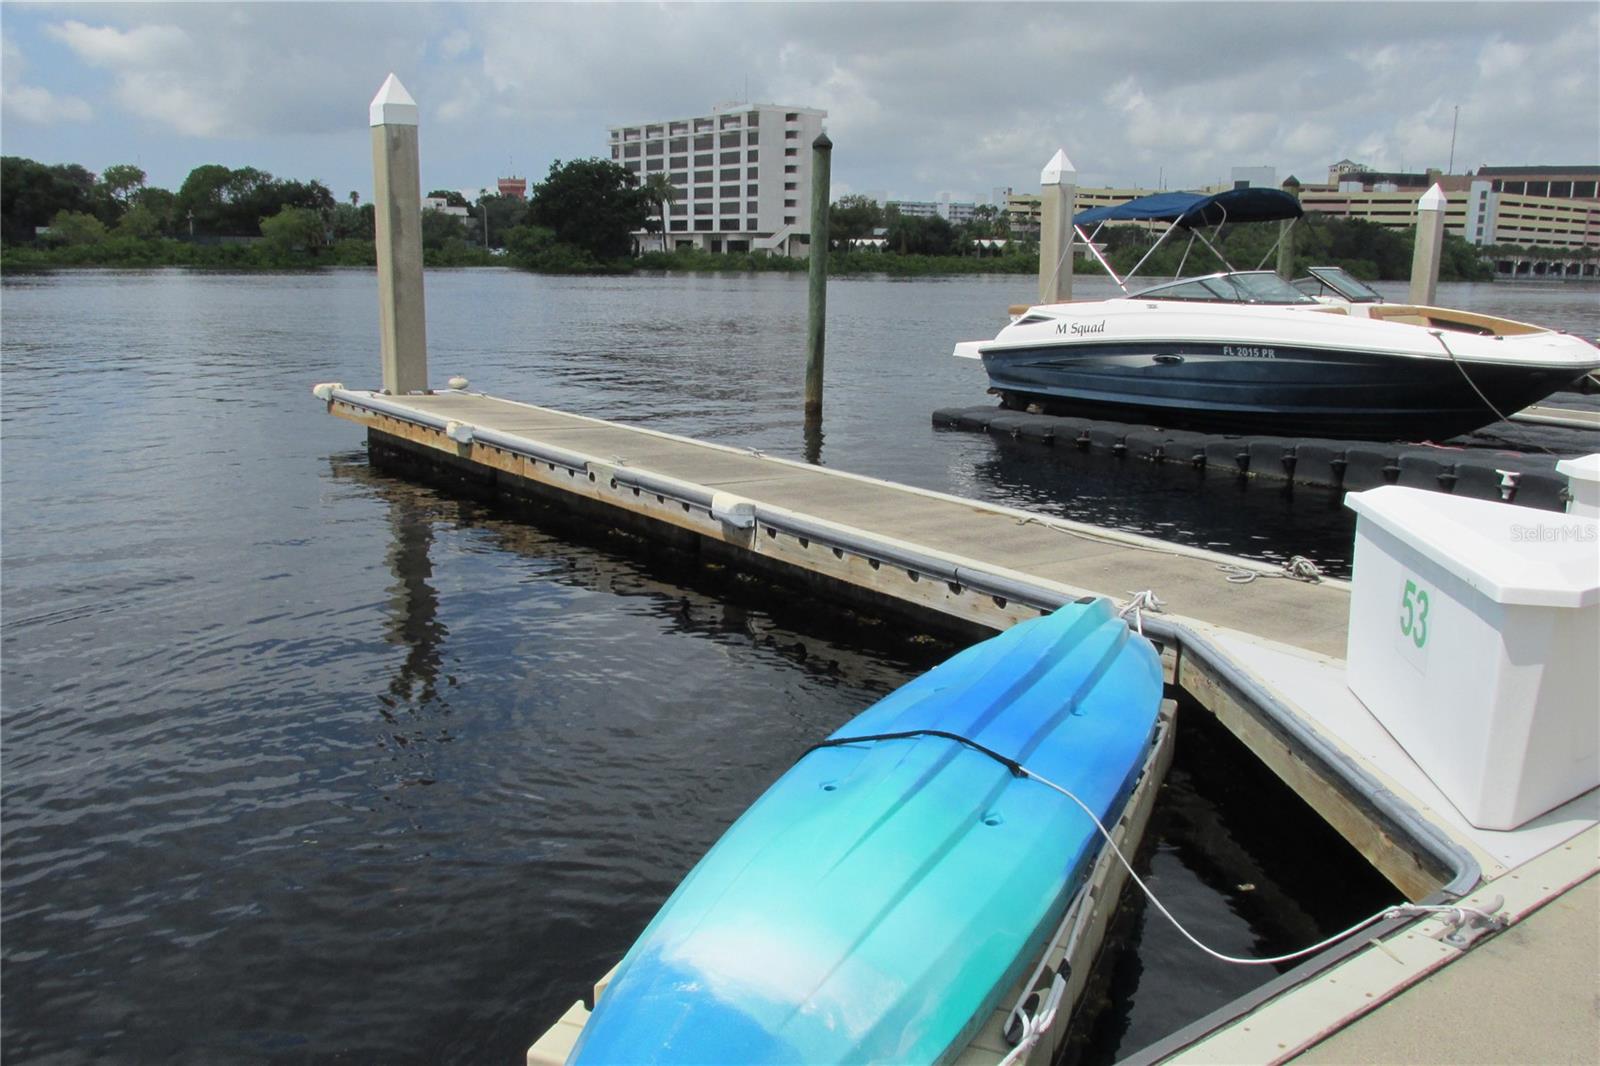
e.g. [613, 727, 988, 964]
[329, 387, 1481, 900]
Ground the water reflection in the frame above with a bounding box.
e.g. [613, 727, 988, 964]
[803, 415, 825, 465]
[382, 492, 448, 712]
[956, 429, 1357, 575]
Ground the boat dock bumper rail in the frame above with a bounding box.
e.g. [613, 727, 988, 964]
[934, 405, 1594, 511]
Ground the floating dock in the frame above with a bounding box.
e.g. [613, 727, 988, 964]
[315, 384, 1598, 1064]
[933, 402, 1600, 510]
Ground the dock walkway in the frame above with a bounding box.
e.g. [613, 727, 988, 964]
[338, 389, 1352, 658]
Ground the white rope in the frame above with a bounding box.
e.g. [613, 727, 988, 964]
[1216, 555, 1323, 584]
[1431, 329, 1559, 457]
[1116, 590, 1166, 635]
[1018, 763, 1504, 968]
[1016, 516, 1324, 589]
[998, 969, 1066, 1066]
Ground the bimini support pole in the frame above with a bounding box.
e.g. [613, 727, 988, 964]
[1075, 223, 1127, 292]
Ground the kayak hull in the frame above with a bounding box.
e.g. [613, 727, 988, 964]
[569, 598, 1164, 1064]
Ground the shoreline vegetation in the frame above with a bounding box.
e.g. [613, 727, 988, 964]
[0, 154, 1520, 282]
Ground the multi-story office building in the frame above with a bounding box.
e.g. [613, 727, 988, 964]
[1005, 183, 1230, 238]
[887, 199, 940, 219]
[885, 196, 983, 224]
[608, 103, 826, 255]
[1298, 165, 1599, 249]
[1002, 163, 1597, 252]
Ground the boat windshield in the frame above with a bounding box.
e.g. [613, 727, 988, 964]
[1293, 266, 1386, 303]
[1132, 271, 1317, 305]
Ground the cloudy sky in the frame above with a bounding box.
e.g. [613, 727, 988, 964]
[3, 1, 1596, 204]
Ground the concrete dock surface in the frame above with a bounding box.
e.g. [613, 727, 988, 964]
[1294, 873, 1598, 1066]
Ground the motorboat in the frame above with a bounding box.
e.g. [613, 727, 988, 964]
[953, 189, 1600, 441]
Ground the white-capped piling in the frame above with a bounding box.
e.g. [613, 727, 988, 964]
[1037, 149, 1076, 304]
[1409, 183, 1447, 306]
[370, 74, 429, 395]
[805, 132, 832, 420]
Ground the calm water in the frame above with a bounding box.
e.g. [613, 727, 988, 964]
[2, 269, 1591, 1064]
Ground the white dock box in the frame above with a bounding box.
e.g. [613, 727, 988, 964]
[1345, 486, 1599, 830]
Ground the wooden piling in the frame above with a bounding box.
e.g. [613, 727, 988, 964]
[1037, 149, 1076, 304]
[370, 74, 429, 395]
[805, 132, 832, 420]
[1409, 184, 1447, 306]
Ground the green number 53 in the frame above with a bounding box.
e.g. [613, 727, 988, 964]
[1400, 578, 1430, 648]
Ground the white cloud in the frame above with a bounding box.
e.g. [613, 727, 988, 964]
[438, 29, 472, 61]
[1, 34, 93, 125]
[113, 70, 231, 138]
[1, 2, 1592, 201]
[3, 83, 94, 125]
[45, 19, 191, 68]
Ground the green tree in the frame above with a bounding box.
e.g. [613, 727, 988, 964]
[638, 173, 678, 251]
[959, 204, 1004, 241]
[46, 209, 108, 246]
[100, 164, 146, 206]
[421, 208, 467, 250]
[527, 158, 647, 261]
[132, 187, 179, 236]
[175, 164, 234, 235]
[114, 204, 161, 239]
[885, 213, 957, 255]
[828, 194, 883, 249]
[176, 165, 335, 237]
[1, 157, 96, 244]
[427, 189, 469, 208]
[329, 201, 374, 241]
[259, 206, 325, 253]
[469, 193, 528, 249]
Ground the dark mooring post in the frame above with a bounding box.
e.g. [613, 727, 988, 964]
[805, 132, 832, 421]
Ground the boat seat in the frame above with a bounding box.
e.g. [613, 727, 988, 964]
[1366, 304, 1543, 337]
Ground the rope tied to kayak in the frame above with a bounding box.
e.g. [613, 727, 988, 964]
[1116, 590, 1166, 634]
[806, 727, 1510, 1056]
[804, 729, 1027, 777]
[1216, 555, 1324, 584]
[1013, 515, 1327, 589]
[1024, 762, 1508, 967]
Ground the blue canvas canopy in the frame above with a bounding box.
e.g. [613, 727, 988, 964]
[1074, 187, 1303, 229]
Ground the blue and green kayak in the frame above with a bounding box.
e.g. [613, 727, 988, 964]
[569, 597, 1164, 1064]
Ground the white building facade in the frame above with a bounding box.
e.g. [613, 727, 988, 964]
[608, 103, 826, 255]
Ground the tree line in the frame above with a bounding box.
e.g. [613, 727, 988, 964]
[0, 154, 1498, 281]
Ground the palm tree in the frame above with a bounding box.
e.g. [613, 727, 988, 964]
[639, 173, 677, 253]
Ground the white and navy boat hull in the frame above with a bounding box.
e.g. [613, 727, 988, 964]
[964, 294, 1600, 442]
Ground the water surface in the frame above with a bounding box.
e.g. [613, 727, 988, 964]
[4, 268, 1588, 1063]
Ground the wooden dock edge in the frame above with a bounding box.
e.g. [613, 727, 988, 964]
[526, 703, 1178, 1066]
[1160, 823, 1600, 1065]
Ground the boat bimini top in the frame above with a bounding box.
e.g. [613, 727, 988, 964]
[1069, 187, 1305, 294]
